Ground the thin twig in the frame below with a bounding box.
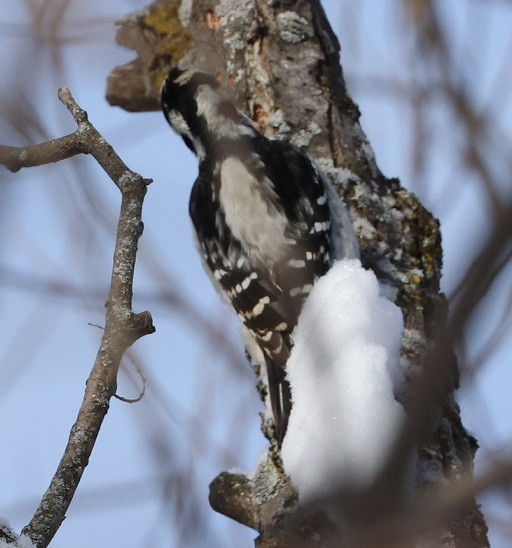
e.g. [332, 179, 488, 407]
[0, 88, 155, 548]
[87, 324, 146, 402]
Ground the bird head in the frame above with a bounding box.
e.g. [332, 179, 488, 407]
[161, 68, 257, 160]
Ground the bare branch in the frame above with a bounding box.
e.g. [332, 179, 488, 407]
[0, 88, 155, 547]
[1, 88, 153, 191]
[209, 472, 259, 531]
[0, 132, 85, 171]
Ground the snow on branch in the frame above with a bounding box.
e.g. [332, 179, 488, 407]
[282, 259, 408, 515]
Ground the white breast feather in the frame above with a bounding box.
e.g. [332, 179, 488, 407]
[168, 110, 206, 160]
[219, 156, 291, 265]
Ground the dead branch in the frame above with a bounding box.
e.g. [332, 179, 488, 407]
[1, 89, 154, 548]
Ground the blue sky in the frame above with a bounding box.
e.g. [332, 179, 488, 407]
[0, 1, 511, 546]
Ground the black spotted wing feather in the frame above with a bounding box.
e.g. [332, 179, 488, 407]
[189, 134, 331, 346]
[248, 136, 332, 308]
[190, 172, 289, 331]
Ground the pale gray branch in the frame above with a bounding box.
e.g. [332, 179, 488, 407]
[1, 88, 154, 548]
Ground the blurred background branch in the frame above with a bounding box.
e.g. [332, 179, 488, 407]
[0, 0, 510, 546]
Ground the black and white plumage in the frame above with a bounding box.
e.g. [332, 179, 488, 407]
[161, 68, 357, 443]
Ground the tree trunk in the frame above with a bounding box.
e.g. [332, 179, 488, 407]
[107, 0, 489, 545]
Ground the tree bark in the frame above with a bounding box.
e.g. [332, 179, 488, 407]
[107, 1, 489, 545]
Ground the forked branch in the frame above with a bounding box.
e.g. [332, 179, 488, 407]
[0, 89, 155, 548]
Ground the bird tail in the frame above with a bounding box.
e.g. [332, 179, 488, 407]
[265, 356, 291, 445]
[249, 329, 292, 445]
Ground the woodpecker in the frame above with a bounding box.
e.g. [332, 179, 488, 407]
[161, 68, 356, 443]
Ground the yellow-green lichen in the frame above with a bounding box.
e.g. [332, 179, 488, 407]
[143, 0, 194, 88]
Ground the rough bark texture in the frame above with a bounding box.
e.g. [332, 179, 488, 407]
[107, 1, 489, 545]
[0, 89, 155, 548]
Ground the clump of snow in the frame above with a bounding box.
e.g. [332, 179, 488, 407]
[15, 536, 35, 548]
[0, 518, 35, 548]
[281, 259, 406, 505]
[0, 536, 36, 548]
